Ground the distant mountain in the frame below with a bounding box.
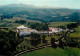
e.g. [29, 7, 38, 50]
[0, 4, 36, 8]
[0, 4, 80, 22]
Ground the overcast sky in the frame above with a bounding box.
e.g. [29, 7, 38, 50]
[0, 0, 80, 9]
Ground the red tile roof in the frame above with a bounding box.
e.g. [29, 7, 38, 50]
[49, 27, 54, 30]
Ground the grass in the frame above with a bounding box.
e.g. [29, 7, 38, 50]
[20, 47, 80, 56]
[70, 25, 80, 38]
[49, 22, 75, 27]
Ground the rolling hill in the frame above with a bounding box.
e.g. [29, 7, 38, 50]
[0, 4, 80, 22]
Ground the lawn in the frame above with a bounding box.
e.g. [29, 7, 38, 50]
[20, 47, 80, 56]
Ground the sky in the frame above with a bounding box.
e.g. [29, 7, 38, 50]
[0, 0, 80, 9]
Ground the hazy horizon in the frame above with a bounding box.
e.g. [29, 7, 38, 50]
[0, 0, 80, 9]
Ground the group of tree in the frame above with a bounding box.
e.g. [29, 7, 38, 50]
[0, 15, 13, 20]
[67, 23, 78, 29]
[28, 22, 49, 31]
[15, 20, 26, 24]
[58, 21, 79, 29]
[0, 30, 19, 56]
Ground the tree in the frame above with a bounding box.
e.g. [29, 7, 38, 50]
[42, 35, 47, 44]
[30, 33, 41, 46]
[51, 38, 57, 48]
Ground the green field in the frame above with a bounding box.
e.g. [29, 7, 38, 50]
[20, 47, 80, 56]
[49, 22, 75, 27]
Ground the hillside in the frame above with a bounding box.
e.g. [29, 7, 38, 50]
[0, 4, 80, 22]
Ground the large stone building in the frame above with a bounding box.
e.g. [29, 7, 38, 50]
[17, 25, 38, 36]
[17, 25, 64, 36]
